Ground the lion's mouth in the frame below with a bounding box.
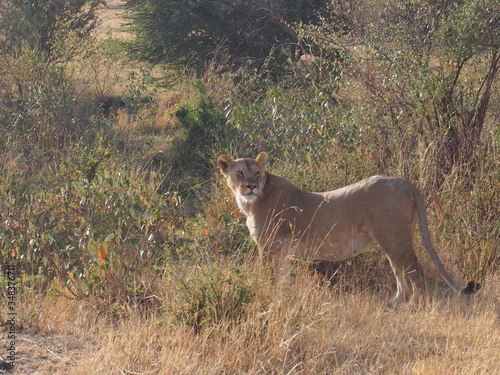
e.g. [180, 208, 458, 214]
[241, 192, 258, 202]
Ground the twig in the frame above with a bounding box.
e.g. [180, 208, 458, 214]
[47, 348, 62, 360]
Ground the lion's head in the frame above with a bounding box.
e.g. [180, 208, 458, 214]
[217, 152, 268, 206]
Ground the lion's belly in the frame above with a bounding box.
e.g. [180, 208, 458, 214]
[314, 234, 372, 261]
[248, 207, 374, 262]
[295, 225, 373, 262]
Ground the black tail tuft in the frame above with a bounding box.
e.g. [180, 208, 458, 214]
[460, 281, 481, 295]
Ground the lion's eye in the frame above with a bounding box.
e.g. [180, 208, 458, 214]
[236, 170, 244, 178]
[255, 171, 261, 177]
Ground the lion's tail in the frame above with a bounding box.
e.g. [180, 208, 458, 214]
[413, 186, 481, 295]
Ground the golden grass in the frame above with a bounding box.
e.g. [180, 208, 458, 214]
[10, 267, 499, 374]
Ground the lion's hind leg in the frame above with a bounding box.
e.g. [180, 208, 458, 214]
[379, 238, 424, 304]
[404, 263, 424, 303]
[387, 261, 409, 304]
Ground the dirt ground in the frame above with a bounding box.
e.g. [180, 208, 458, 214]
[0, 330, 96, 374]
[98, 0, 128, 38]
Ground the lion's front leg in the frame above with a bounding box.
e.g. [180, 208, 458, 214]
[258, 240, 295, 282]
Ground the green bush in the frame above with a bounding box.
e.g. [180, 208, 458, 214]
[305, 0, 500, 190]
[165, 264, 255, 334]
[165, 87, 237, 196]
[0, 0, 104, 61]
[0, 45, 100, 154]
[0, 161, 175, 298]
[124, 0, 330, 73]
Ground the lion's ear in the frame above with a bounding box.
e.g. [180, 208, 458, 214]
[217, 154, 235, 174]
[255, 152, 268, 167]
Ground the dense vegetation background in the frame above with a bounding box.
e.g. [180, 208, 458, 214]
[0, 1, 498, 373]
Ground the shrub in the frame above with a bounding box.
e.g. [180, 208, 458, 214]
[165, 263, 255, 334]
[0, 0, 105, 61]
[124, 0, 331, 73]
[0, 45, 100, 154]
[165, 86, 237, 196]
[0, 160, 176, 299]
[307, 0, 500, 190]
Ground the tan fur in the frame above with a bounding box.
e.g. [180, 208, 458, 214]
[217, 152, 476, 303]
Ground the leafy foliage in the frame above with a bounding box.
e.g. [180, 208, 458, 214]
[307, 0, 500, 189]
[0, 0, 105, 61]
[0, 45, 99, 155]
[166, 264, 255, 333]
[0, 160, 175, 298]
[0, 1, 112, 158]
[123, 0, 330, 73]
[163, 87, 237, 198]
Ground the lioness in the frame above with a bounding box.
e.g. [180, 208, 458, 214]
[217, 152, 479, 303]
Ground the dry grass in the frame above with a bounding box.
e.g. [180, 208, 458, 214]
[97, 0, 129, 39]
[7, 266, 499, 375]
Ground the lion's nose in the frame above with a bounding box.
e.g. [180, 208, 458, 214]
[246, 184, 257, 191]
